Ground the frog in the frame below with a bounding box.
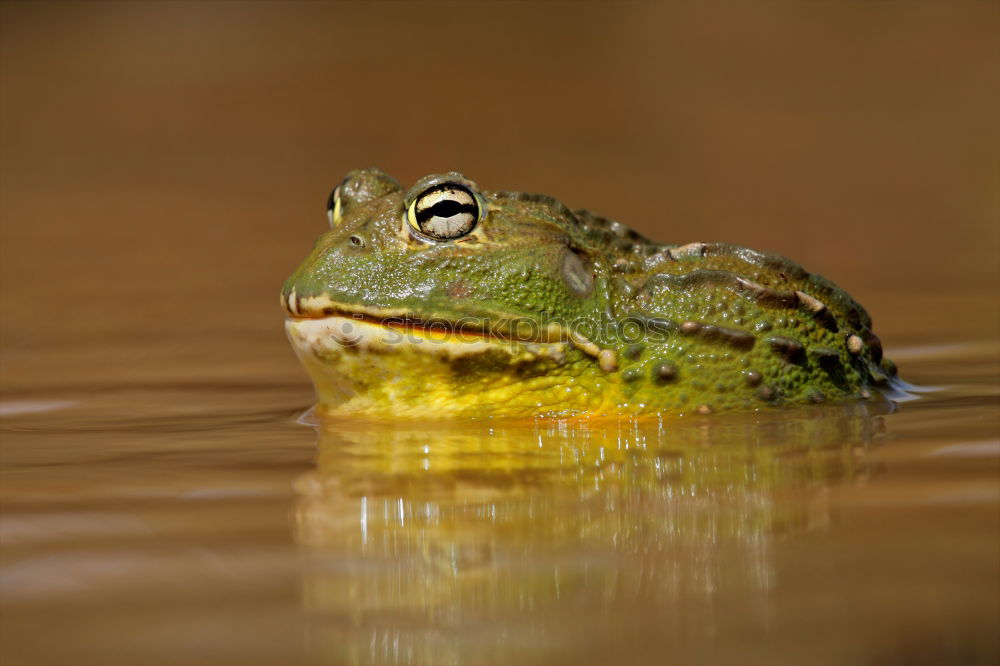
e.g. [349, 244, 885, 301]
[282, 168, 899, 419]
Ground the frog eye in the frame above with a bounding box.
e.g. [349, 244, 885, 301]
[326, 182, 344, 227]
[406, 183, 481, 240]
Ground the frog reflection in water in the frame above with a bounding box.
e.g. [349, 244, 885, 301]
[294, 410, 881, 663]
[282, 168, 899, 418]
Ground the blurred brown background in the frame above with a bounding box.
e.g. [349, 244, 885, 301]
[2, 1, 998, 393]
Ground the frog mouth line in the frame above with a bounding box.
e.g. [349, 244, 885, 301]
[282, 290, 566, 345]
[298, 309, 515, 344]
[284, 314, 574, 373]
[282, 291, 613, 364]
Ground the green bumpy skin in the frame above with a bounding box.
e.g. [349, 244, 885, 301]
[282, 168, 899, 419]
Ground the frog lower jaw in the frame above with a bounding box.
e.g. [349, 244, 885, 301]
[285, 315, 580, 419]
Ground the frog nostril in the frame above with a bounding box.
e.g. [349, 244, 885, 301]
[349, 234, 366, 249]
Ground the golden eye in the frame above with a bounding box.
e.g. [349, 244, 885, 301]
[406, 183, 481, 240]
[326, 182, 344, 227]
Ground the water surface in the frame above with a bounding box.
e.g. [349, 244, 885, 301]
[2, 320, 997, 665]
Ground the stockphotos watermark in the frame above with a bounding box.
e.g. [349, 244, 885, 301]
[329, 313, 679, 347]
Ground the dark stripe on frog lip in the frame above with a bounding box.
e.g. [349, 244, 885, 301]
[285, 302, 566, 345]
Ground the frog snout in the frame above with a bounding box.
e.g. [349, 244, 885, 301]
[280, 285, 334, 319]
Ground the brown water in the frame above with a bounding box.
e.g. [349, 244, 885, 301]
[2, 3, 998, 665]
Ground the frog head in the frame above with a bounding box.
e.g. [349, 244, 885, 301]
[281, 168, 618, 418]
[282, 168, 608, 338]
